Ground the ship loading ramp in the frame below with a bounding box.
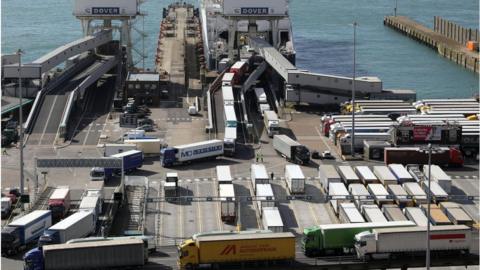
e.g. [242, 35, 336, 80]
[248, 37, 416, 105]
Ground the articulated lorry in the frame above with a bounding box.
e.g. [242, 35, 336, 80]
[38, 210, 96, 246]
[90, 150, 144, 180]
[160, 139, 224, 167]
[102, 143, 136, 157]
[24, 238, 147, 270]
[178, 231, 295, 270]
[263, 110, 280, 137]
[354, 225, 472, 260]
[273, 135, 310, 165]
[1, 210, 52, 256]
[48, 186, 70, 221]
[302, 221, 416, 257]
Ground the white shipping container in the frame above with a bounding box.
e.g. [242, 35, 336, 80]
[262, 207, 284, 232]
[420, 181, 448, 202]
[354, 166, 379, 185]
[74, 0, 138, 17]
[285, 165, 305, 194]
[319, 165, 342, 191]
[124, 139, 161, 155]
[103, 144, 136, 157]
[44, 211, 95, 243]
[362, 205, 388, 223]
[388, 164, 415, 183]
[337, 166, 361, 185]
[329, 183, 350, 215]
[216, 166, 233, 185]
[373, 166, 398, 186]
[424, 165, 452, 193]
[367, 184, 394, 205]
[339, 203, 365, 223]
[256, 184, 275, 212]
[402, 182, 428, 205]
[349, 184, 374, 210]
[404, 207, 430, 226]
[219, 184, 236, 220]
[251, 164, 269, 192]
[222, 86, 235, 105]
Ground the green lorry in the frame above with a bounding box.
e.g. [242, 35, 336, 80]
[302, 221, 415, 256]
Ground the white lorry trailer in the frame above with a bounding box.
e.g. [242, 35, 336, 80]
[256, 184, 275, 213]
[367, 184, 394, 206]
[424, 165, 452, 193]
[373, 166, 398, 186]
[328, 182, 351, 215]
[402, 182, 428, 205]
[38, 211, 95, 246]
[216, 165, 233, 185]
[319, 165, 342, 192]
[354, 166, 379, 185]
[263, 110, 280, 137]
[219, 184, 236, 222]
[285, 164, 306, 194]
[354, 225, 471, 260]
[420, 181, 448, 202]
[386, 184, 414, 208]
[349, 184, 374, 211]
[337, 166, 361, 186]
[361, 205, 388, 223]
[223, 127, 237, 157]
[124, 139, 161, 156]
[251, 164, 269, 192]
[403, 207, 430, 226]
[160, 139, 224, 167]
[339, 203, 365, 223]
[382, 205, 408, 222]
[387, 164, 415, 184]
[262, 207, 284, 232]
[273, 135, 310, 165]
[439, 202, 474, 226]
[103, 143, 136, 157]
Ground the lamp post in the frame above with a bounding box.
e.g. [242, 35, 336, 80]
[418, 144, 445, 270]
[17, 49, 25, 200]
[394, 0, 398, 16]
[351, 22, 357, 157]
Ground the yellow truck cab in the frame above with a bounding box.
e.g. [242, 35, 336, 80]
[178, 231, 295, 270]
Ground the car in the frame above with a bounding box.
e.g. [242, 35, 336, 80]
[136, 125, 154, 132]
[311, 150, 320, 159]
[138, 118, 154, 126]
[320, 151, 335, 160]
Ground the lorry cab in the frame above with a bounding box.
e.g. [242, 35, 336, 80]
[164, 172, 179, 196]
[302, 227, 319, 256]
[1, 226, 20, 255]
[353, 231, 375, 259]
[90, 167, 107, 181]
[38, 230, 58, 247]
[160, 147, 177, 167]
[178, 239, 199, 269]
[23, 247, 43, 270]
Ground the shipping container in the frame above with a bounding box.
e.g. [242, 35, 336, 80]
[387, 164, 415, 184]
[403, 207, 430, 226]
[319, 165, 342, 192]
[424, 165, 452, 193]
[328, 182, 351, 215]
[361, 205, 388, 223]
[216, 166, 233, 185]
[251, 164, 269, 192]
[262, 207, 284, 232]
[381, 205, 408, 221]
[348, 184, 374, 211]
[373, 166, 397, 186]
[354, 166, 379, 185]
[402, 182, 428, 205]
[178, 231, 295, 268]
[48, 186, 71, 220]
[285, 165, 305, 194]
[222, 86, 235, 105]
[219, 184, 236, 222]
[339, 203, 365, 223]
[337, 166, 361, 186]
[419, 204, 452, 225]
[367, 184, 393, 206]
[256, 184, 275, 212]
[420, 181, 448, 202]
[222, 72, 235, 86]
[386, 184, 414, 207]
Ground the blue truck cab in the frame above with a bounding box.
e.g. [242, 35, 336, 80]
[23, 247, 43, 270]
[160, 147, 177, 167]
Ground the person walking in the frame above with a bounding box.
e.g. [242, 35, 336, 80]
[256, 152, 260, 162]
[259, 151, 264, 163]
[2, 148, 8, 155]
[270, 172, 274, 181]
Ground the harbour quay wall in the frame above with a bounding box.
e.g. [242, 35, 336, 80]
[384, 16, 479, 73]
